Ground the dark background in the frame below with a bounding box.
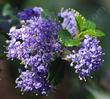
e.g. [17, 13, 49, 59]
[0, 0, 110, 99]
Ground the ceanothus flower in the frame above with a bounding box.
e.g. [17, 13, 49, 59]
[6, 7, 62, 95]
[7, 17, 61, 66]
[58, 8, 77, 37]
[67, 35, 103, 80]
[16, 70, 51, 95]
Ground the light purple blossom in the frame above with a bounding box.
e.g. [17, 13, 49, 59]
[58, 8, 77, 36]
[7, 15, 61, 66]
[67, 35, 103, 80]
[16, 70, 51, 95]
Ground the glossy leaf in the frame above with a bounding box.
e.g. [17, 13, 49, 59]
[74, 10, 96, 32]
[75, 13, 86, 32]
[58, 30, 81, 47]
[83, 20, 96, 30]
[80, 29, 105, 39]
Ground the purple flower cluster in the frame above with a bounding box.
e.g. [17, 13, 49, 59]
[16, 70, 51, 95]
[7, 7, 61, 95]
[58, 8, 77, 37]
[67, 35, 102, 80]
[6, 6, 104, 95]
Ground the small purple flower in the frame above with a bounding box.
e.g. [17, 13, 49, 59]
[67, 35, 103, 80]
[58, 8, 77, 37]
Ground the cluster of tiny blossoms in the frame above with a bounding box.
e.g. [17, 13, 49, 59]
[7, 7, 61, 95]
[58, 8, 77, 37]
[59, 9, 103, 80]
[6, 7, 103, 95]
[67, 35, 103, 80]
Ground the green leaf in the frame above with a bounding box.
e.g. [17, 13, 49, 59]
[71, 38, 81, 46]
[75, 16, 96, 32]
[48, 58, 66, 85]
[74, 10, 96, 32]
[75, 13, 86, 32]
[58, 30, 81, 47]
[80, 29, 105, 39]
[95, 30, 105, 37]
[83, 20, 96, 30]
